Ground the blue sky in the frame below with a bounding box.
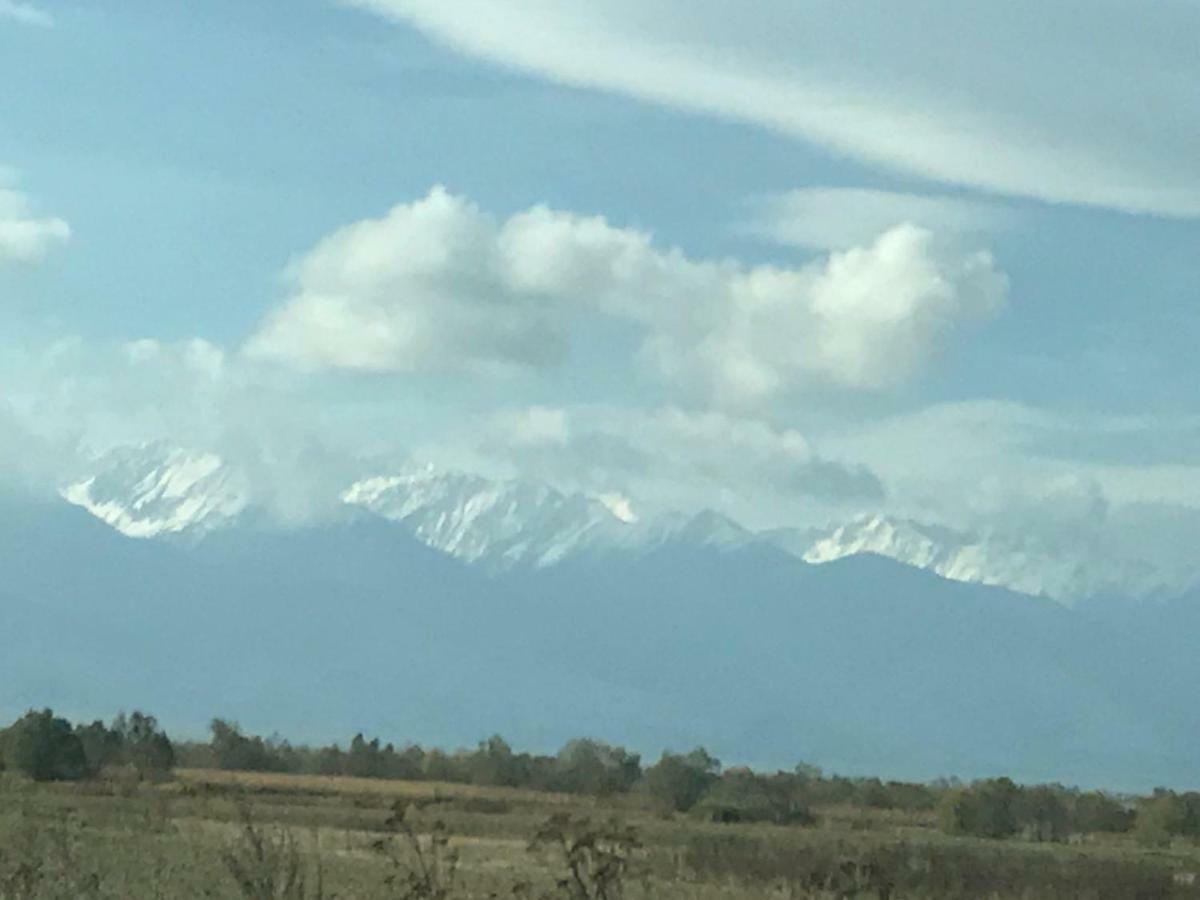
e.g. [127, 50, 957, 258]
[2, 0, 1199, 587]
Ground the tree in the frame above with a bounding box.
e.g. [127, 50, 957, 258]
[694, 768, 815, 825]
[938, 778, 1021, 839]
[467, 735, 525, 788]
[313, 744, 344, 777]
[423, 748, 465, 783]
[346, 733, 385, 779]
[554, 740, 642, 797]
[113, 711, 175, 779]
[1070, 791, 1133, 834]
[1135, 792, 1182, 848]
[1016, 785, 1070, 843]
[210, 719, 285, 772]
[75, 719, 122, 774]
[641, 748, 720, 813]
[2, 709, 89, 781]
[381, 743, 426, 781]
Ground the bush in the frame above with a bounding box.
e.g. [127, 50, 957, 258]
[1016, 785, 1071, 843]
[112, 711, 176, 779]
[684, 832, 1197, 900]
[1, 709, 89, 782]
[693, 768, 816, 826]
[640, 748, 720, 813]
[553, 740, 642, 797]
[210, 720, 290, 773]
[222, 804, 327, 900]
[528, 814, 640, 900]
[1071, 790, 1135, 834]
[1134, 791, 1200, 847]
[938, 778, 1020, 839]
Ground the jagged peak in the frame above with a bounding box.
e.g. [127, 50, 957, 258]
[60, 441, 249, 539]
[57, 444, 1198, 603]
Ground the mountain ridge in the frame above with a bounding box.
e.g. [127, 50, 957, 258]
[58, 442, 1199, 605]
[4, 488, 1198, 789]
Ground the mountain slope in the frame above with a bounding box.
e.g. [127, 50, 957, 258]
[59, 442, 1198, 604]
[340, 465, 633, 569]
[3, 492, 1197, 788]
[61, 442, 249, 538]
[790, 513, 1181, 602]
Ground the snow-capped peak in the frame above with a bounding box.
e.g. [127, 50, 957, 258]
[340, 464, 634, 569]
[58, 443, 1196, 604]
[795, 512, 1183, 603]
[60, 442, 249, 538]
[594, 492, 638, 524]
[803, 514, 966, 571]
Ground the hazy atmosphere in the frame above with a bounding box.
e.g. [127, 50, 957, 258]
[4, 0, 1199, 602]
[3, 4, 1200, 898]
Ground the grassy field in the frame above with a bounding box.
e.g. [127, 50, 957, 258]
[3, 768, 1200, 899]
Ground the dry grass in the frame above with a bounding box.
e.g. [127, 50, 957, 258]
[4, 770, 1200, 899]
[174, 768, 574, 804]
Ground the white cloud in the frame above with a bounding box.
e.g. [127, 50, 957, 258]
[246, 187, 565, 374]
[0, 0, 53, 27]
[826, 401, 1200, 523]
[456, 404, 887, 519]
[0, 335, 380, 524]
[745, 188, 1013, 251]
[649, 224, 1006, 401]
[346, 0, 1200, 217]
[0, 401, 67, 496]
[7, 330, 1200, 595]
[491, 405, 570, 447]
[0, 179, 70, 263]
[124, 337, 226, 382]
[247, 187, 1006, 402]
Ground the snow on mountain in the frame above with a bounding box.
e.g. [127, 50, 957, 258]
[340, 464, 635, 569]
[340, 466, 769, 569]
[60, 443, 249, 538]
[628, 508, 756, 554]
[57, 443, 1192, 603]
[795, 513, 1177, 603]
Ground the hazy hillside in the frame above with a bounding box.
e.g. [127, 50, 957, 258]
[1, 491, 1196, 790]
[60, 444, 1199, 604]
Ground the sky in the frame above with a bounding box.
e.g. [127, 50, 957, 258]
[1, 1, 1199, 586]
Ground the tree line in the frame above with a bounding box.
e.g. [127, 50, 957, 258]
[0, 708, 174, 782]
[5, 708, 1195, 845]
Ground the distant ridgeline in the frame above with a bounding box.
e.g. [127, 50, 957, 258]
[4, 707, 1198, 846]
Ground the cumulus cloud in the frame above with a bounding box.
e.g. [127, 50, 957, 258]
[247, 187, 1006, 403]
[745, 188, 1013, 251]
[0, 176, 70, 263]
[463, 404, 886, 520]
[807, 402, 1200, 597]
[824, 401, 1200, 528]
[8, 330, 1199, 595]
[345, 0, 1200, 217]
[649, 224, 1006, 400]
[0, 0, 53, 27]
[0, 334, 383, 523]
[0, 337, 231, 465]
[246, 188, 565, 374]
[0, 402, 68, 497]
[124, 337, 227, 383]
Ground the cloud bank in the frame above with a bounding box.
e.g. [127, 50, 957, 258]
[346, 0, 1200, 217]
[474, 404, 887, 511]
[247, 187, 1006, 404]
[0, 176, 70, 263]
[0, 0, 52, 28]
[746, 188, 1013, 251]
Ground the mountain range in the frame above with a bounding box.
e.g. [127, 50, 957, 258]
[2, 441, 1196, 790]
[60, 442, 1195, 604]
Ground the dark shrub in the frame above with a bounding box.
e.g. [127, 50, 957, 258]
[2, 709, 89, 781]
